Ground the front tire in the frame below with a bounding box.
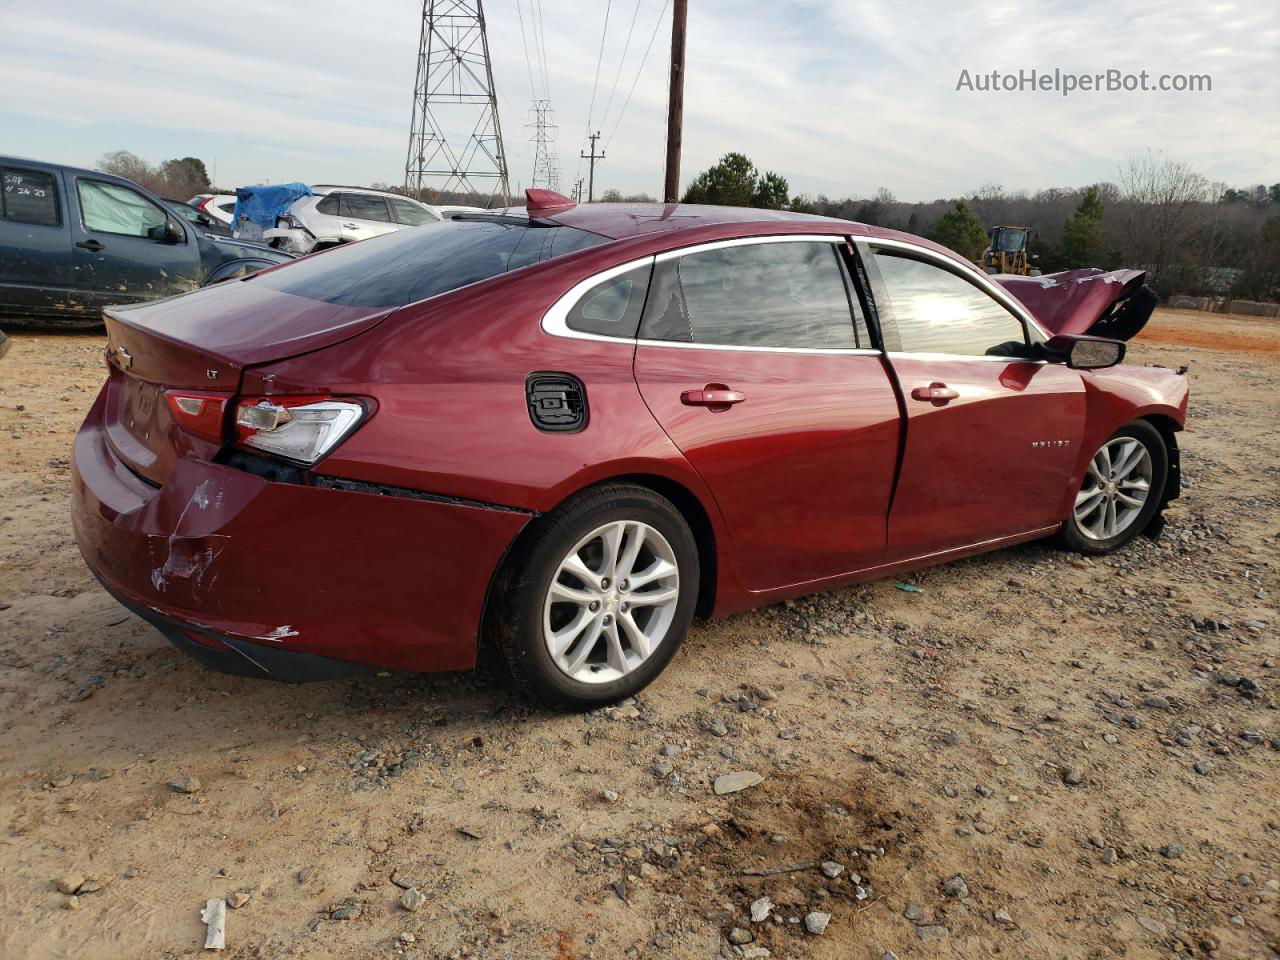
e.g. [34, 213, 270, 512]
[493, 484, 699, 710]
[1059, 420, 1167, 554]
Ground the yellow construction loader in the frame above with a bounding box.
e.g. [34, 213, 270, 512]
[980, 225, 1038, 275]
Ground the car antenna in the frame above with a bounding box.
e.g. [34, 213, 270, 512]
[524, 188, 576, 216]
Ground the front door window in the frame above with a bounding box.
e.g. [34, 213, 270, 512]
[78, 180, 171, 240]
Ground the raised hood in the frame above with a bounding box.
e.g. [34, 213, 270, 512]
[996, 268, 1156, 341]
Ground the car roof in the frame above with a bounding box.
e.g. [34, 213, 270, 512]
[531, 201, 955, 255]
[479, 201, 975, 278]
[310, 185, 425, 202]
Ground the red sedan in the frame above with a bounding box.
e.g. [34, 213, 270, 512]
[71, 191, 1188, 708]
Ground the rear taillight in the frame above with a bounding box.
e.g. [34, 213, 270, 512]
[235, 396, 364, 464]
[164, 391, 228, 443]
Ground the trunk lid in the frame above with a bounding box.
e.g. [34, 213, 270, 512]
[102, 277, 392, 484]
[996, 268, 1156, 341]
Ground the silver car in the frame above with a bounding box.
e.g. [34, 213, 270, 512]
[265, 186, 442, 254]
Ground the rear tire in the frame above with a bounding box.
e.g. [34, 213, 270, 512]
[1058, 420, 1167, 554]
[492, 484, 699, 710]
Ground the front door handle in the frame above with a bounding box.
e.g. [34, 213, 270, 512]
[910, 381, 959, 404]
[681, 387, 746, 407]
[75, 239, 104, 252]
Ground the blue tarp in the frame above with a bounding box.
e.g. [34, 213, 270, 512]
[231, 182, 313, 237]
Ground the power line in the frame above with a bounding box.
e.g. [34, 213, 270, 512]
[576, 0, 613, 186]
[599, 0, 642, 136]
[605, 0, 671, 151]
[532, 0, 552, 101]
[515, 0, 539, 99]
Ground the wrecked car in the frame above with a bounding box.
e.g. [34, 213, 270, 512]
[71, 190, 1185, 709]
[253, 184, 443, 255]
[0, 156, 292, 326]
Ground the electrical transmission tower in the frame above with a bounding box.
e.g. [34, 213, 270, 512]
[528, 99, 559, 190]
[404, 0, 510, 204]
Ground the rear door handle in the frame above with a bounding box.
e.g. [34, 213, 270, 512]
[75, 239, 104, 252]
[341, 222, 358, 228]
[681, 387, 746, 407]
[910, 381, 959, 403]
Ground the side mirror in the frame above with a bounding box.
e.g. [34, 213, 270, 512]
[1045, 334, 1125, 370]
[163, 219, 185, 244]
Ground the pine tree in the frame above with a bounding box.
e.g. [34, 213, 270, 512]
[1060, 186, 1107, 267]
[929, 201, 987, 260]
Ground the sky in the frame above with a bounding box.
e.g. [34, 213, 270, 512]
[1, 0, 1276, 202]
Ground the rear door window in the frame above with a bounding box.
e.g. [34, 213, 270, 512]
[565, 265, 653, 337]
[340, 194, 391, 222]
[2, 167, 60, 226]
[77, 179, 170, 239]
[251, 219, 607, 307]
[640, 240, 862, 349]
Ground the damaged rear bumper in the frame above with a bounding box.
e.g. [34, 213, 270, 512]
[99, 578, 377, 682]
[71, 390, 531, 680]
[261, 225, 317, 255]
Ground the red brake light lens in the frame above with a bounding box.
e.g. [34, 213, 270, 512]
[163, 391, 228, 443]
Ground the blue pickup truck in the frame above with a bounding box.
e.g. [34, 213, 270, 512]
[0, 156, 291, 327]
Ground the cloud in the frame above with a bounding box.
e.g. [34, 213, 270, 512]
[1, 0, 1274, 200]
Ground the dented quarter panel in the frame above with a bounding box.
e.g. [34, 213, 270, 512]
[71, 388, 529, 672]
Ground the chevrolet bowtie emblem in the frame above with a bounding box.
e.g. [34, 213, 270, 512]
[114, 345, 132, 369]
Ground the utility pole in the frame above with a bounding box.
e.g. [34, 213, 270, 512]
[580, 132, 604, 202]
[663, 0, 688, 203]
[572, 178, 584, 203]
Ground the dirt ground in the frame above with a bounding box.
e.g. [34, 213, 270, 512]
[0, 308, 1276, 960]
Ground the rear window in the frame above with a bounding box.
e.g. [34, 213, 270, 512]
[390, 198, 438, 226]
[251, 219, 609, 307]
[2, 167, 60, 226]
[341, 194, 390, 222]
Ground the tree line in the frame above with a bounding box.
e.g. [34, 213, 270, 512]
[657, 151, 1280, 302]
[97, 151, 214, 203]
[96, 148, 1279, 301]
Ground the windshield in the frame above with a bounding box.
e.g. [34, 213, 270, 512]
[250, 219, 607, 307]
[996, 229, 1027, 252]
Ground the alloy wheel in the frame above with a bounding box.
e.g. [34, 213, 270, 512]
[1073, 436, 1153, 541]
[542, 520, 681, 684]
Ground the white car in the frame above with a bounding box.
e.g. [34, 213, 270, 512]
[264, 186, 442, 254]
[196, 194, 238, 226]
